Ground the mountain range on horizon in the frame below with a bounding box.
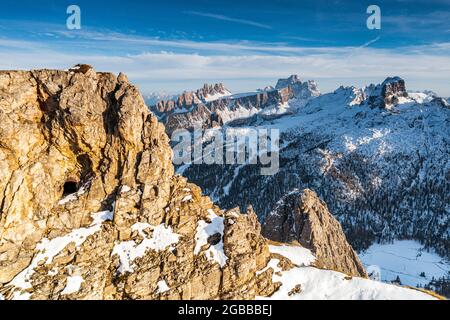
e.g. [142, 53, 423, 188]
[145, 76, 449, 115]
[147, 72, 450, 297]
[0, 65, 447, 300]
[2, 0, 450, 304]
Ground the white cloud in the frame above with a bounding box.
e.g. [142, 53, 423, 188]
[0, 35, 449, 96]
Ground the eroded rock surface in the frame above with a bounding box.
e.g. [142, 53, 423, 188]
[0, 67, 272, 300]
[262, 189, 367, 278]
[364, 76, 408, 109]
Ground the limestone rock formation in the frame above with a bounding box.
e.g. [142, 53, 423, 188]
[0, 67, 272, 300]
[150, 75, 320, 135]
[275, 75, 302, 89]
[364, 76, 408, 109]
[154, 83, 230, 115]
[275, 74, 320, 100]
[262, 189, 367, 278]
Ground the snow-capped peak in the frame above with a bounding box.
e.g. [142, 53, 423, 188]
[333, 86, 366, 106]
[275, 74, 302, 89]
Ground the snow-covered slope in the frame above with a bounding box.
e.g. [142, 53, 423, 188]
[180, 78, 450, 265]
[360, 240, 450, 289]
[258, 244, 438, 300]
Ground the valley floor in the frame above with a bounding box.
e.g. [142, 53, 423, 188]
[359, 240, 450, 288]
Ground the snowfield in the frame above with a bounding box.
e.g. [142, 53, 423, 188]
[259, 245, 438, 300]
[359, 240, 450, 288]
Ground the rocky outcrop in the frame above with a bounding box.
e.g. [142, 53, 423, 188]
[153, 83, 230, 115]
[275, 75, 302, 89]
[275, 74, 320, 100]
[364, 77, 408, 109]
[150, 75, 320, 134]
[431, 97, 450, 109]
[0, 67, 274, 300]
[196, 83, 228, 101]
[262, 189, 367, 278]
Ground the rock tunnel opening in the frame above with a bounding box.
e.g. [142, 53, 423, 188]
[62, 180, 78, 197]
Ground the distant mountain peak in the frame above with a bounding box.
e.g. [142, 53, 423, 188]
[275, 74, 302, 89]
[196, 83, 231, 102]
[333, 85, 366, 106]
[262, 189, 367, 278]
[150, 75, 323, 133]
[151, 83, 231, 115]
[275, 75, 321, 101]
[363, 76, 408, 109]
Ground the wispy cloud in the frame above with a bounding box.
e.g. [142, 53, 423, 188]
[1, 25, 449, 96]
[32, 28, 352, 55]
[382, 11, 450, 33]
[184, 11, 272, 30]
[358, 36, 381, 49]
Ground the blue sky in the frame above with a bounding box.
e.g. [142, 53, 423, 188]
[1, 0, 449, 95]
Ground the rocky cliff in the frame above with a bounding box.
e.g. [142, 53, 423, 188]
[0, 66, 273, 299]
[150, 75, 320, 134]
[155, 83, 230, 114]
[363, 77, 408, 109]
[1, 66, 436, 300]
[262, 189, 367, 278]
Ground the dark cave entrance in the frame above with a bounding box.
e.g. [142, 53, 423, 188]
[62, 181, 78, 197]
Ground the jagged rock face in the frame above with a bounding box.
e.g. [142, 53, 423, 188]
[275, 75, 301, 89]
[431, 97, 450, 109]
[364, 77, 408, 109]
[150, 76, 320, 135]
[196, 83, 228, 101]
[276, 75, 320, 100]
[262, 189, 367, 278]
[165, 104, 218, 133]
[0, 67, 272, 300]
[160, 89, 295, 134]
[154, 83, 229, 115]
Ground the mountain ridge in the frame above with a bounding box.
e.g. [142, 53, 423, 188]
[177, 75, 450, 281]
[149, 75, 320, 134]
[0, 66, 437, 300]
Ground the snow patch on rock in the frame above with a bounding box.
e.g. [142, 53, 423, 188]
[268, 245, 316, 267]
[9, 210, 113, 291]
[61, 275, 84, 295]
[156, 280, 170, 294]
[194, 209, 228, 267]
[112, 223, 180, 273]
